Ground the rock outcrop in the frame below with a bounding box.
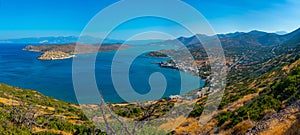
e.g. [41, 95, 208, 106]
[246, 100, 300, 135]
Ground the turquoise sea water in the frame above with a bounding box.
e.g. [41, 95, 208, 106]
[0, 44, 203, 103]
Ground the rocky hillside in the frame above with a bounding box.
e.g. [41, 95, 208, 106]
[171, 38, 300, 134]
[246, 100, 300, 135]
[0, 84, 104, 134]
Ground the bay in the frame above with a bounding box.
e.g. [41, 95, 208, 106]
[0, 44, 203, 103]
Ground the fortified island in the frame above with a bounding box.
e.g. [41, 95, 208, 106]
[38, 51, 75, 60]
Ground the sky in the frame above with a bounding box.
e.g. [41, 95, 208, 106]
[0, 0, 299, 40]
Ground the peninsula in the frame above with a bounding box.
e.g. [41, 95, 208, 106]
[23, 43, 131, 60]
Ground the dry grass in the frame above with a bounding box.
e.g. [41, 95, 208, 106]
[159, 116, 188, 131]
[0, 97, 20, 105]
[36, 104, 55, 111]
[33, 127, 72, 135]
[284, 119, 300, 135]
[282, 59, 300, 73]
[258, 115, 298, 135]
[174, 118, 219, 135]
[224, 93, 258, 112]
[221, 120, 255, 135]
[173, 118, 201, 135]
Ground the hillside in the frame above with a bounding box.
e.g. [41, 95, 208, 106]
[171, 32, 300, 134]
[0, 84, 104, 134]
[170, 48, 299, 135]
[145, 28, 300, 134]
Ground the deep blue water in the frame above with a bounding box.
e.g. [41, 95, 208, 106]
[0, 44, 203, 103]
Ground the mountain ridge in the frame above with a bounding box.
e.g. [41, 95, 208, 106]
[152, 28, 300, 48]
[2, 28, 300, 46]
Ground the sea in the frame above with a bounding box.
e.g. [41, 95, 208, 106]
[0, 44, 203, 104]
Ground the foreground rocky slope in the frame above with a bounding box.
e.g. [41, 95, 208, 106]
[0, 84, 104, 134]
[246, 100, 300, 135]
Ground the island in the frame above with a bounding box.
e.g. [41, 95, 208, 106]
[23, 43, 131, 60]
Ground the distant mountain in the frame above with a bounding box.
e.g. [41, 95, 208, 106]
[151, 34, 215, 47]
[275, 31, 288, 35]
[281, 29, 300, 47]
[0, 36, 78, 44]
[0, 36, 166, 45]
[0, 36, 124, 44]
[211, 31, 283, 47]
[248, 30, 268, 36]
[153, 28, 300, 49]
[125, 39, 165, 45]
[2, 28, 300, 47]
[281, 28, 300, 41]
[217, 32, 246, 38]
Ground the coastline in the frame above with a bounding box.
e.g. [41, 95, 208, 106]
[22, 43, 131, 61]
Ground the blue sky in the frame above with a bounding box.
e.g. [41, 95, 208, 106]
[0, 0, 299, 39]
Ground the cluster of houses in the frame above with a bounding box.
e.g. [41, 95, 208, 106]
[159, 60, 199, 76]
[161, 56, 227, 102]
[168, 72, 225, 102]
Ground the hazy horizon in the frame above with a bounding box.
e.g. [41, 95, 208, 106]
[0, 0, 300, 40]
[0, 27, 298, 41]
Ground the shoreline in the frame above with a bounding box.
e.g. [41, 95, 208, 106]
[19, 45, 208, 105]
